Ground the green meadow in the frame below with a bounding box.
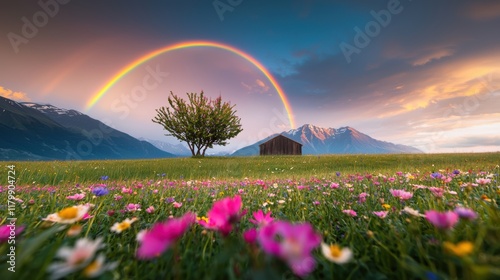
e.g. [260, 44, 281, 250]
[0, 153, 499, 279]
[8, 153, 500, 185]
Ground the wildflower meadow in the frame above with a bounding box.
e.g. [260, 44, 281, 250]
[1, 153, 499, 279]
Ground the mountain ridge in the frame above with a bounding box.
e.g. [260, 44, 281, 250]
[231, 124, 423, 156]
[0, 96, 174, 160]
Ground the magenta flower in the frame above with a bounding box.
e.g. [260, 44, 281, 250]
[66, 193, 85, 200]
[0, 224, 25, 244]
[373, 211, 388, 219]
[342, 209, 357, 217]
[243, 228, 257, 244]
[454, 207, 477, 221]
[390, 189, 413, 200]
[425, 210, 459, 229]
[126, 203, 141, 212]
[249, 210, 273, 227]
[136, 212, 196, 259]
[257, 221, 321, 277]
[199, 195, 246, 236]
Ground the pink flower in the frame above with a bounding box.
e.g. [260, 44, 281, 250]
[389, 189, 413, 200]
[249, 210, 273, 227]
[454, 207, 477, 221]
[425, 210, 459, 229]
[257, 221, 321, 277]
[126, 203, 141, 212]
[136, 212, 196, 259]
[0, 224, 25, 244]
[476, 178, 491, 185]
[121, 187, 133, 194]
[199, 195, 246, 236]
[358, 192, 368, 203]
[330, 183, 340, 189]
[243, 228, 257, 244]
[146, 206, 155, 214]
[172, 202, 183, 208]
[66, 193, 85, 200]
[428, 187, 445, 198]
[342, 209, 357, 217]
[313, 201, 321, 205]
[372, 211, 388, 219]
[114, 195, 123, 201]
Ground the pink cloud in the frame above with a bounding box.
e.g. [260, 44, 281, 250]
[0, 86, 30, 101]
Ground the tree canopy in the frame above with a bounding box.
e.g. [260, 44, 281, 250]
[152, 91, 243, 157]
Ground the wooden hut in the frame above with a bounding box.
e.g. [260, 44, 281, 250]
[259, 135, 302, 155]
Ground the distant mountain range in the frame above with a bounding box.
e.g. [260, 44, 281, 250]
[231, 124, 423, 156]
[0, 96, 174, 160]
[0, 96, 422, 160]
[138, 137, 192, 156]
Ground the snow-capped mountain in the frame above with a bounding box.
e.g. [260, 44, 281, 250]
[0, 96, 174, 160]
[22, 103, 83, 117]
[231, 124, 423, 156]
[139, 138, 192, 156]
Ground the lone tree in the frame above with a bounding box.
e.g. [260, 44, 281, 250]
[152, 91, 243, 157]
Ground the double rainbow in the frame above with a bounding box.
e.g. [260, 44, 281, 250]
[85, 40, 295, 128]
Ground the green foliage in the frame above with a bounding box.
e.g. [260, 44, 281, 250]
[152, 91, 243, 157]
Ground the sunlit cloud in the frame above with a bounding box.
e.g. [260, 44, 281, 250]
[464, 1, 500, 20]
[241, 79, 270, 94]
[0, 86, 30, 101]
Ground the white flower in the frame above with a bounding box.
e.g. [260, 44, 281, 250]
[402, 206, 425, 217]
[48, 237, 103, 280]
[82, 254, 118, 278]
[43, 205, 90, 224]
[321, 243, 353, 264]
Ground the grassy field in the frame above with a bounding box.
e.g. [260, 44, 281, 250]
[0, 153, 499, 279]
[4, 153, 500, 185]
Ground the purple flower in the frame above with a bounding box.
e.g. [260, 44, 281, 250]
[92, 186, 109, 197]
[100, 175, 109, 181]
[430, 172, 442, 179]
[165, 197, 175, 203]
[453, 170, 461, 175]
[454, 207, 477, 221]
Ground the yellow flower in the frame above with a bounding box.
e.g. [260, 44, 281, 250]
[197, 216, 209, 223]
[110, 218, 137, 233]
[443, 241, 474, 257]
[320, 243, 353, 264]
[43, 205, 90, 224]
[382, 204, 391, 210]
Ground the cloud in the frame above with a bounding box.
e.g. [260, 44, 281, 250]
[0, 86, 30, 101]
[464, 1, 500, 20]
[241, 79, 270, 94]
[441, 135, 500, 148]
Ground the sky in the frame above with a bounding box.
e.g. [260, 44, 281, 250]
[1, 0, 500, 154]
